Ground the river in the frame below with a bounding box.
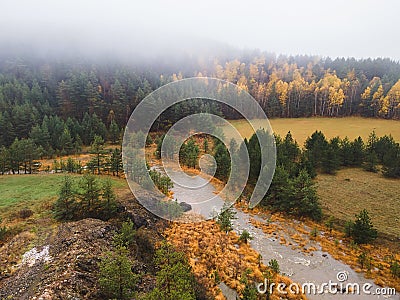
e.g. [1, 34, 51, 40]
[168, 168, 398, 300]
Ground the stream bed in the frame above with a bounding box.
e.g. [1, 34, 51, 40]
[168, 169, 398, 300]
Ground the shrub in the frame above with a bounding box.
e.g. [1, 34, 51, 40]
[310, 227, 319, 238]
[268, 259, 280, 274]
[238, 229, 253, 244]
[18, 208, 34, 219]
[0, 218, 7, 242]
[390, 260, 400, 278]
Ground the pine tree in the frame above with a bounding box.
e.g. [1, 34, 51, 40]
[364, 151, 378, 173]
[304, 131, 329, 170]
[214, 143, 230, 181]
[203, 138, 209, 153]
[90, 135, 107, 174]
[101, 179, 118, 218]
[321, 138, 341, 175]
[109, 119, 120, 144]
[110, 147, 123, 176]
[216, 203, 237, 233]
[53, 176, 76, 220]
[291, 169, 322, 221]
[59, 127, 74, 155]
[0, 146, 9, 174]
[351, 209, 378, 244]
[80, 174, 102, 214]
[98, 246, 137, 300]
[145, 242, 196, 300]
[180, 139, 199, 168]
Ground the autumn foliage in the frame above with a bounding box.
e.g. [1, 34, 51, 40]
[164, 221, 306, 300]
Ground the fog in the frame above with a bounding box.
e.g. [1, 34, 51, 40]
[1, 0, 399, 61]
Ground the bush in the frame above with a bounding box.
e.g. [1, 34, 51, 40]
[0, 218, 7, 242]
[390, 260, 400, 278]
[238, 229, 253, 244]
[18, 208, 34, 219]
[268, 259, 280, 274]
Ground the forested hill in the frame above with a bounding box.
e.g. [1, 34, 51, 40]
[1, 52, 400, 149]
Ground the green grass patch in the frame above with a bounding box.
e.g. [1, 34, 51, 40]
[0, 174, 127, 219]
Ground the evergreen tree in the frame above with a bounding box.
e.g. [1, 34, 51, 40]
[0, 146, 9, 174]
[53, 176, 76, 220]
[180, 139, 199, 168]
[382, 146, 400, 178]
[247, 133, 261, 183]
[80, 174, 102, 214]
[364, 151, 379, 173]
[203, 138, 209, 153]
[90, 135, 107, 174]
[350, 136, 365, 166]
[109, 119, 120, 144]
[110, 147, 123, 176]
[214, 143, 230, 181]
[98, 246, 137, 300]
[146, 242, 196, 300]
[290, 169, 322, 221]
[216, 203, 237, 233]
[263, 165, 291, 210]
[321, 138, 341, 174]
[101, 178, 118, 218]
[9, 138, 24, 174]
[304, 131, 329, 170]
[351, 209, 378, 244]
[238, 230, 253, 244]
[59, 127, 74, 155]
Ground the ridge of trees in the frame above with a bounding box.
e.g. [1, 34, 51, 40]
[1, 53, 400, 153]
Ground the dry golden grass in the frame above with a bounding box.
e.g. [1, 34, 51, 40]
[316, 168, 400, 237]
[164, 221, 306, 299]
[223, 117, 400, 146]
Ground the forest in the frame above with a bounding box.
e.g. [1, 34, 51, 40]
[1, 52, 400, 178]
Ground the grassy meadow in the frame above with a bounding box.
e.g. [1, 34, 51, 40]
[317, 168, 400, 237]
[223, 117, 400, 146]
[0, 174, 127, 220]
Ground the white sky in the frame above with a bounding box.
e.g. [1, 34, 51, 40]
[0, 0, 399, 60]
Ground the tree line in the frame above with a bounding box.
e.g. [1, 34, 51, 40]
[1, 53, 400, 153]
[0, 133, 123, 176]
[162, 129, 399, 222]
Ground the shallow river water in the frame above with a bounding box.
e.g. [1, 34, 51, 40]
[168, 169, 398, 300]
